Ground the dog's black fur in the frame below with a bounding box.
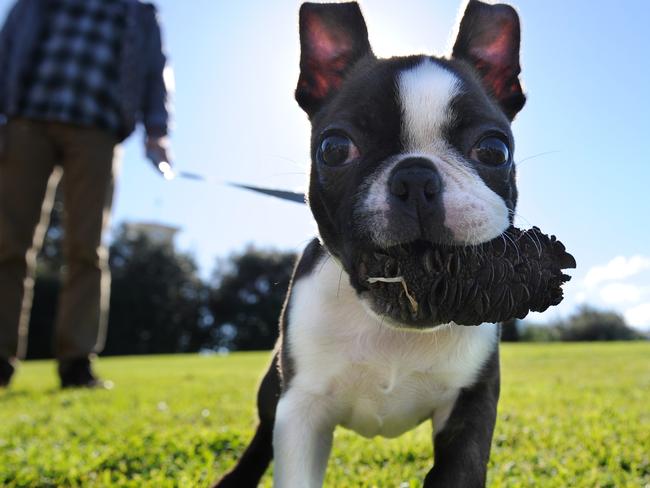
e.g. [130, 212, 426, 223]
[216, 2, 525, 486]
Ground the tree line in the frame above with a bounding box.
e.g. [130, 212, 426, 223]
[24, 202, 646, 358]
[27, 221, 295, 358]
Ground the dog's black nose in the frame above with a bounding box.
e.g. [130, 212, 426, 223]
[389, 158, 443, 214]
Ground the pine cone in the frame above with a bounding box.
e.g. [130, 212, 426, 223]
[358, 227, 576, 326]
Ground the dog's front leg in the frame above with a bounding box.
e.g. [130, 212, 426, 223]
[273, 387, 335, 488]
[424, 350, 500, 488]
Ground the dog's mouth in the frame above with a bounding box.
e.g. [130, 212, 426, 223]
[349, 227, 576, 328]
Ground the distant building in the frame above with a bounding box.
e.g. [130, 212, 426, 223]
[123, 222, 180, 246]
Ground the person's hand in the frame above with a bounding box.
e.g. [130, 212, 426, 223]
[145, 135, 174, 179]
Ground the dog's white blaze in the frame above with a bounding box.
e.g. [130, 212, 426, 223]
[399, 59, 461, 150]
[273, 256, 498, 486]
[378, 59, 510, 244]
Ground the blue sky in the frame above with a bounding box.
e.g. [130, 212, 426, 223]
[2, 0, 649, 329]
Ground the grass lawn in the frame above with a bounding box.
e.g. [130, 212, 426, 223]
[1, 343, 648, 487]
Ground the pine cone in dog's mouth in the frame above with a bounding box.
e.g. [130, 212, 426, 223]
[355, 226, 576, 327]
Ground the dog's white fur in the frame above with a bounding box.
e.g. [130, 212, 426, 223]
[399, 59, 461, 148]
[273, 255, 498, 487]
[359, 59, 509, 246]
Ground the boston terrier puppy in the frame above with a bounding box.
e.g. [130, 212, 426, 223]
[216, 1, 526, 486]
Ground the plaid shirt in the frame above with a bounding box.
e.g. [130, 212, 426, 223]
[18, 0, 127, 134]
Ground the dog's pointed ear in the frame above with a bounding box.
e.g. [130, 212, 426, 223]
[452, 0, 525, 120]
[296, 2, 372, 117]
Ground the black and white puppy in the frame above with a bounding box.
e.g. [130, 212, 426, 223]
[217, 1, 525, 486]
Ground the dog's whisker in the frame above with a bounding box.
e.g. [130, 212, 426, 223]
[509, 209, 534, 228]
[268, 154, 309, 169]
[506, 212, 542, 256]
[515, 150, 561, 166]
[524, 230, 542, 257]
[270, 172, 308, 177]
[499, 234, 508, 258]
[318, 254, 331, 275]
[503, 231, 521, 261]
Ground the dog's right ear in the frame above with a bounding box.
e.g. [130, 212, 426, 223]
[296, 2, 372, 117]
[452, 0, 525, 120]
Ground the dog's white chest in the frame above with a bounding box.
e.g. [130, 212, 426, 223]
[286, 257, 498, 438]
[334, 358, 459, 438]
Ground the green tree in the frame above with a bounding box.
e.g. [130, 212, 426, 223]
[558, 306, 642, 341]
[519, 323, 562, 342]
[209, 247, 296, 351]
[519, 306, 644, 342]
[104, 225, 210, 355]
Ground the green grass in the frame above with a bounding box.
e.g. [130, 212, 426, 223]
[1, 343, 648, 487]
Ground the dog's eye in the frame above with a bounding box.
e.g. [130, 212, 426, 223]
[471, 136, 510, 166]
[318, 135, 359, 166]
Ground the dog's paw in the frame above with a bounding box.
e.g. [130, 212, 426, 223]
[423, 467, 485, 488]
[211, 472, 253, 488]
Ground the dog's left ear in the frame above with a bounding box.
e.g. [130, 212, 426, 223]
[452, 0, 526, 120]
[296, 2, 373, 117]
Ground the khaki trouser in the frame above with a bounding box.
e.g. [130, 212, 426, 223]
[0, 119, 120, 361]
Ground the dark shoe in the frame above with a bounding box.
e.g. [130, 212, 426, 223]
[0, 358, 15, 388]
[58, 357, 106, 389]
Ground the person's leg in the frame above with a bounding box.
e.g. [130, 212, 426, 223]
[52, 124, 119, 384]
[0, 119, 60, 384]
